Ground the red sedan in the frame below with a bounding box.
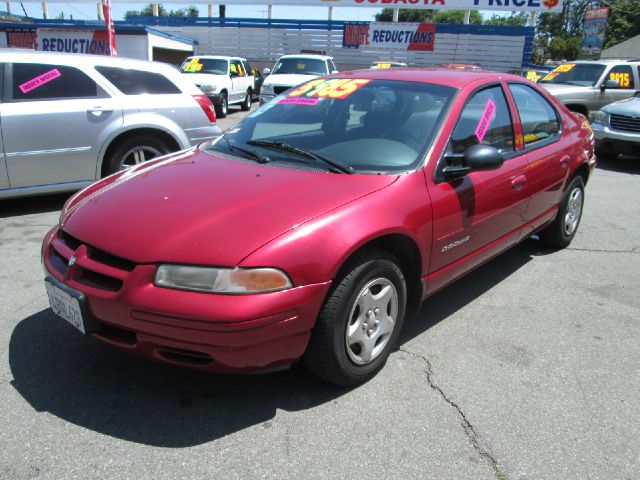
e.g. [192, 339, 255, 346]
[42, 69, 595, 386]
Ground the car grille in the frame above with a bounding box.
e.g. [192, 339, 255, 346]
[274, 86, 291, 95]
[610, 114, 640, 133]
[48, 230, 136, 293]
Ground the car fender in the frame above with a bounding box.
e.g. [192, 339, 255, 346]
[238, 172, 432, 287]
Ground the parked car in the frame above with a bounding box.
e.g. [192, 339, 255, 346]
[0, 49, 221, 200]
[370, 61, 407, 69]
[591, 91, 640, 159]
[440, 63, 482, 71]
[511, 66, 552, 83]
[43, 69, 595, 386]
[259, 50, 338, 104]
[539, 59, 640, 116]
[180, 55, 256, 118]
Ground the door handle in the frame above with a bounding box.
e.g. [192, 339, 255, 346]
[560, 155, 570, 169]
[511, 175, 527, 190]
[88, 107, 113, 116]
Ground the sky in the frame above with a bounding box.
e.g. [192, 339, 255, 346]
[14, 4, 382, 22]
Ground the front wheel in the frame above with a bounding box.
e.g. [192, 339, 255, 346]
[304, 250, 407, 386]
[539, 175, 585, 248]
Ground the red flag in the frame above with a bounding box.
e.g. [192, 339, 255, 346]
[101, 0, 117, 56]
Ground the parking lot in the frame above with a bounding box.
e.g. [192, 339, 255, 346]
[1, 103, 639, 480]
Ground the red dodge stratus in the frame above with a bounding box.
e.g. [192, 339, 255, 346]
[43, 69, 595, 386]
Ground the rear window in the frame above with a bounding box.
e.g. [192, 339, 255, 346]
[8, 63, 102, 101]
[95, 66, 181, 95]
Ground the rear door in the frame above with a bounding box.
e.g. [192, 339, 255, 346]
[1, 61, 123, 188]
[0, 64, 9, 190]
[428, 84, 530, 292]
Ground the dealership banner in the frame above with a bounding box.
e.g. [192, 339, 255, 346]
[580, 7, 609, 58]
[37, 29, 113, 55]
[15, 0, 563, 13]
[344, 22, 435, 50]
[6, 28, 38, 49]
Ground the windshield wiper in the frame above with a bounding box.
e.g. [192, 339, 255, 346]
[221, 132, 271, 164]
[246, 140, 354, 174]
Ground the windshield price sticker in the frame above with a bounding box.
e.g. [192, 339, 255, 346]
[377, 63, 392, 69]
[553, 63, 576, 73]
[542, 72, 559, 81]
[526, 70, 542, 82]
[609, 72, 630, 88]
[183, 58, 203, 73]
[288, 78, 371, 100]
[278, 97, 322, 106]
[475, 98, 496, 143]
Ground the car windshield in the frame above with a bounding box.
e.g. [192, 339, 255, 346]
[272, 58, 327, 76]
[539, 63, 606, 86]
[205, 78, 456, 173]
[180, 58, 228, 75]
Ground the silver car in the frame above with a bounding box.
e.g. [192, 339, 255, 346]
[591, 92, 640, 160]
[540, 59, 640, 117]
[0, 50, 221, 199]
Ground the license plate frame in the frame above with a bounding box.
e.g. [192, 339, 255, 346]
[45, 276, 98, 334]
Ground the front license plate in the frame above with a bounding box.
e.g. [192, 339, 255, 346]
[45, 277, 90, 334]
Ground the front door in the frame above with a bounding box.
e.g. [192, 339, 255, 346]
[1, 61, 121, 188]
[428, 84, 530, 293]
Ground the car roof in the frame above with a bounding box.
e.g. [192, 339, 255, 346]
[333, 68, 524, 88]
[279, 54, 333, 60]
[556, 59, 640, 65]
[186, 55, 247, 61]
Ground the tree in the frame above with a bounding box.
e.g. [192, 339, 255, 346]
[547, 35, 582, 60]
[125, 4, 199, 19]
[484, 12, 529, 26]
[433, 10, 482, 24]
[603, 0, 640, 48]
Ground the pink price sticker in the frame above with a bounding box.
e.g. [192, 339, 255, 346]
[277, 97, 321, 106]
[474, 99, 496, 143]
[19, 68, 62, 94]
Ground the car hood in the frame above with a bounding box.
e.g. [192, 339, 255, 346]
[539, 83, 591, 99]
[263, 73, 319, 88]
[181, 73, 228, 85]
[61, 148, 398, 266]
[603, 96, 640, 116]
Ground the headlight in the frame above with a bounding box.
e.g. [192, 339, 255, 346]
[154, 265, 292, 294]
[261, 84, 274, 95]
[199, 84, 218, 94]
[590, 110, 609, 126]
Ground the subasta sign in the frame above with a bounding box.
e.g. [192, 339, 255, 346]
[172, 0, 563, 13]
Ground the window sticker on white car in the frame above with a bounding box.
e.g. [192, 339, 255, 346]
[288, 78, 371, 100]
[182, 58, 203, 73]
[475, 99, 496, 143]
[19, 68, 61, 94]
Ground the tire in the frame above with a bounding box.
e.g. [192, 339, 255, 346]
[216, 92, 228, 118]
[304, 250, 407, 386]
[103, 135, 170, 176]
[241, 89, 252, 111]
[539, 176, 585, 248]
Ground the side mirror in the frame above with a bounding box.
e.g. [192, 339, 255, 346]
[442, 144, 504, 179]
[601, 79, 619, 91]
[263, 68, 271, 76]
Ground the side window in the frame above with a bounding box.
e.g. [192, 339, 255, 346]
[95, 66, 181, 95]
[448, 85, 514, 154]
[608, 65, 634, 89]
[230, 60, 245, 77]
[508, 84, 560, 147]
[9, 63, 101, 101]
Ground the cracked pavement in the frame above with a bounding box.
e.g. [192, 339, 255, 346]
[1, 148, 639, 479]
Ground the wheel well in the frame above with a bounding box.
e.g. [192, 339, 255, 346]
[101, 129, 180, 178]
[565, 104, 588, 116]
[573, 163, 591, 186]
[336, 235, 424, 319]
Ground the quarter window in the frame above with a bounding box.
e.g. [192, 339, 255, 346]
[9, 63, 102, 101]
[448, 86, 514, 154]
[608, 65, 634, 89]
[95, 66, 181, 95]
[508, 84, 560, 147]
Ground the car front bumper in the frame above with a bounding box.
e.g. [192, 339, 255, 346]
[592, 123, 640, 157]
[42, 227, 331, 374]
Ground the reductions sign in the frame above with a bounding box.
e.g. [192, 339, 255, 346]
[344, 22, 435, 50]
[580, 7, 609, 58]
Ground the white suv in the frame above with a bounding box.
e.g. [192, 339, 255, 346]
[0, 49, 221, 200]
[180, 55, 256, 118]
[259, 51, 338, 104]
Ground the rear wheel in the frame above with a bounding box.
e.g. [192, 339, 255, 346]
[216, 92, 228, 118]
[304, 250, 406, 386]
[539, 176, 585, 248]
[241, 89, 252, 111]
[103, 136, 170, 175]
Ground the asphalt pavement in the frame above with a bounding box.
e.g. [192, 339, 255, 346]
[1, 106, 639, 480]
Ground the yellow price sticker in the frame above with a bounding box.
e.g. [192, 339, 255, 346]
[182, 58, 203, 73]
[288, 78, 371, 100]
[526, 71, 542, 82]
[553, 63, 576, 73]
[542, 72, 559, 81]
[376, 63, 392, 69]
[609, 72, 631, 88]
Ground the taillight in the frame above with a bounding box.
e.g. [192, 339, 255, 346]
[192, 94, 217, 123]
